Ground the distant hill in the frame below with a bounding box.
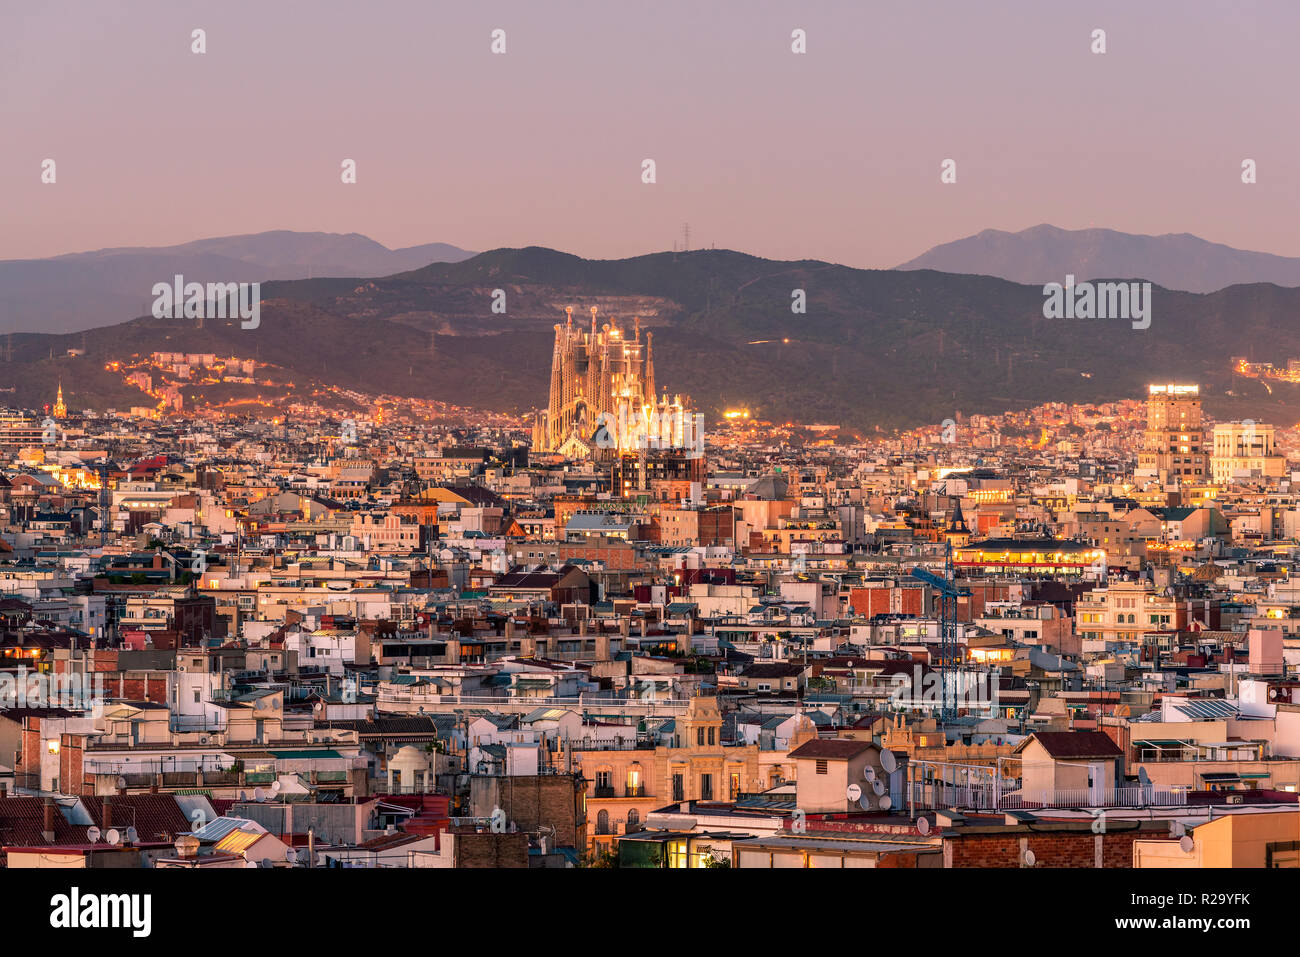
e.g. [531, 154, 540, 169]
[896, 224, 1300, 294]
[8, 245, 1300, 431]
[0, 231, 475, 335]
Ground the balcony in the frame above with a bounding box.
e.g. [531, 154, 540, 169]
[593, 785, 616, 798]
[909, 780, 1189, 811]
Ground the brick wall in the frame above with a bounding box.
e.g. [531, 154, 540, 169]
[455, 831, 528, 868]
[945, 830, 1145, 868]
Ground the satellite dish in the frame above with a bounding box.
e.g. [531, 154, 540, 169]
[238, 791, 248, 802]
[880, 750, 898, 774]
[863, 767, 876, 782]
[1138, 767, 1151, 787]
[285, 848, 299, 864]
[1023, 848, 1036, 867]
[271, 780, 282, 793]
[105, 829, 121, 846]
[261, 857, 273, 869]
[872, 780, 885, 796]
[125, 826, 139, 844]
[254, 788, 265, 803]
[858, 795, 873, 811]
[86, 826, 101, 843]
[1179, 836, 1194, 854]
[916, 817, 931, 835]
[846, 784, 863, 802]
[116, 776, 127, 790]
[879, 795, 892, 811]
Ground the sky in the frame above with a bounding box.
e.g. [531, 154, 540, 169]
[3, 0, 1298, 266]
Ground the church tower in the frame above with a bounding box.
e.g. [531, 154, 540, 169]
[53, 382, 67, 419]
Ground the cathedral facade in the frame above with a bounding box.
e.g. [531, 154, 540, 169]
[532, 307, 694, 457]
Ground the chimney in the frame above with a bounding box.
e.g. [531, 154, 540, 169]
[174, 834, 199, 859]
[102, 794, 112, 830]
[42, 796, 56, 842]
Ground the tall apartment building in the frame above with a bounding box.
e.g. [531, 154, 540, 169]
[1138, 384, 1205, 483]
[1211, 421, 1286, 483]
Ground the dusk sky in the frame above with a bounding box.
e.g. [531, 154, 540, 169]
[4, 0, 1298, 265]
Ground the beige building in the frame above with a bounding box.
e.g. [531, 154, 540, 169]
[1138, 384, 1205, 483]
[1211, 421, 1286, 484]
[566, 696, 816, 852]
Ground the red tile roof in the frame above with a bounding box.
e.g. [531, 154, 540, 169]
[788, 739, 876, 760]
[1024, 731, 1123, 759]
[79, 794, 191, 843]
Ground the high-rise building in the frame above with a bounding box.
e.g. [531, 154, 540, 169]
[1139, 384, 1205, 483]
[532, 306, 693, 457]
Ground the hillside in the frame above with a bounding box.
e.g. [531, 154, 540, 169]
[6, 246, 1300, 430]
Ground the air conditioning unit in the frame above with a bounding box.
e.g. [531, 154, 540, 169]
[1226, 793, 1244, 804]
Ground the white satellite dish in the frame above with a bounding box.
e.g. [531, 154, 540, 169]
[1023, 848, 1036, 867]
[863, 767, 876, 782]
[879, 795, 892, 811]
[125, 826, 139, 844]
[86, 826, 101, 843]
[105, 828, 121, 846]
[916, 817, 931, 836]
[116, 776, 127, 790]
[271, 780, 282, 793]
[846, 784, 862, 802]
[1179, 836, 1194, 854]
[880, 750, 898, 774]
[254, 788, 265, 803]
[285, 847, 299, 864]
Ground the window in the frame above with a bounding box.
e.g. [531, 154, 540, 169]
[697, 728, 705, 746]
[667, 839, 688, 868]
[707, 727, 715, 746]
[700, 774, 713, 800]
[730, 772, 741, 799]
[672, 773, 684, 802]
[816, 759, 828, 775]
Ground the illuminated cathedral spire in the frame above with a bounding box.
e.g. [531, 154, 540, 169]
[53, 382, 67, 419]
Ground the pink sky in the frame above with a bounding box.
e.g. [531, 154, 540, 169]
[3, 0, 1298, 266]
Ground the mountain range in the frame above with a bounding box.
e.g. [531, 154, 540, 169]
[5, 244, 1300, 431]
[897, 224, 1300, 294]
[0, 231, 475, 335]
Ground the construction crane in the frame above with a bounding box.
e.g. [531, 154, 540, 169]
[910, 543, 970, 720]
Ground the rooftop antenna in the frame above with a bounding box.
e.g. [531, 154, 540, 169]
[681, 223, 690, 252]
